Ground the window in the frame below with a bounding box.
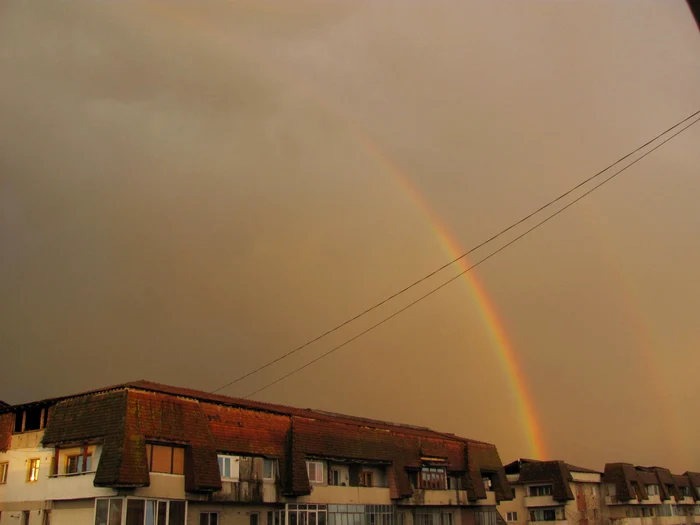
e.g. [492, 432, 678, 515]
[483, 477, 493, 491]
[607, 484, 617, 496]
[66, 453, 92, 474]
[529, 485, 553, 497]
[420, 467, 446, 490]
[217, 455, 240, 481]
[22, 511, 31, 525]
[42, 509, 51, 525]
[414, 511, 453, 525]
[14, 407, 47, 433]
[506, 512, 518, 522]
[250, 513, 260, 525]
[95, 498, 185, 525]
[448, 475, 462, 490]
[361, 471, 374, 487]
[0, 462, 8, 484]
[681, 486, 691, 497]
[330, 469, 342, 486]
[307, 461, 324, 484]
[529, 509, 561, 522]
[146, 444, 185, 475]
[659, 505, 673, 517]
[27, 458, 40, 482]
[647, 484, 659, 496]
[263, 459, 275, 480]
[200, 513, 219, 525]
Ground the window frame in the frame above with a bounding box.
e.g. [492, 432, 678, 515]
[94, 497, 187, 525]
[200, 512, 220, 525]
[146, 444, 185, 475]
[0, 462, 8, 484]
[306, 461, 325, 484]
[27, 458, 41, 482]
[420, 467, 447, 490]
[250, 512, 260, 525]
[361, 470, 374, 488]
[506, 512, 518, 522]
[529, 485, 554, 497]
[217, 454, 240, 481]
[263, 458, 275, 481]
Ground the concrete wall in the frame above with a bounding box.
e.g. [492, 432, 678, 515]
[188, 503, 271, 525]
[51, 499, 96, 525]
[295, 486, 392, 505]
[132, 473, 187, 500]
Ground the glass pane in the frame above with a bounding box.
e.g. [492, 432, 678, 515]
[212, 515, 219, 525]
[146, 500, 156, 525]
[172, 448, 185, 475]
[95, 500, 109, 525]
[158, 502, 168, 525]
[151, 446, 173, 473]
[126, 500, 145, 525]
[168, 501, 186, 525]
[109, 500, 123, 525]
[319, 513, 326, 525]
[219, 457, 225, 477]
[310, 513, 317, 525]
[200, 514, 209, 525]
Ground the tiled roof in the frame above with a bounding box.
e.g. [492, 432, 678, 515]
[29, 380, 512, 498]
[504, 459, 575, 502]
[603, 464, 695, 502]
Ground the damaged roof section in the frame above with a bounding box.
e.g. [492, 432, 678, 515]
[7, 380, 513, 500]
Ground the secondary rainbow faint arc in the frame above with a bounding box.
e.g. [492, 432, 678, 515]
[144, 2, 547, 460]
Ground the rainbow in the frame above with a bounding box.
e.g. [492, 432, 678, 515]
[142, 1, 547, 460]
[357, 137, 547, 461]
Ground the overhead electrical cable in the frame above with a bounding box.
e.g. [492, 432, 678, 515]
[211, 108, 700, 396]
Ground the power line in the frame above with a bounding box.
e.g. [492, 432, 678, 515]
[210, 107, 700, 395]
[241, 112, 700, 399]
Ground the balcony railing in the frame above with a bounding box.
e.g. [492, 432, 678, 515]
[525, 495, 558, 507]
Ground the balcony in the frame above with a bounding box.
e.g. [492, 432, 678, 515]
[400, 489, 493, 506]
[525, 496, 558, 508]
[211, 479, 278, 503]
[46, 472, 116, 500]
[606, 496, 638, 505]
[296, 485, 391, 505]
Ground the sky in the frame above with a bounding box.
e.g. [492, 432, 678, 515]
[1, 0, 699, 473]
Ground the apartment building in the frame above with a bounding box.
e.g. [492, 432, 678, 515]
[496, 459, 603, 525]
[0, 380, 514, 525]
[602, 464, 700, 525]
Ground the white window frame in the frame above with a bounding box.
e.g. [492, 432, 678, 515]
[529, 485, 553, 497]
[263, 458, 275, 481]
[93, 497, 187, 525]
[506, 512, 518, 522]
[306, 461, 325, 484]
[647, 484, 659, 496]
[217, 454, 240, 481]
[27, 458, 41, 482]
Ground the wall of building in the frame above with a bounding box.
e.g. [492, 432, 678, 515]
[51, 499, 96, 525]
[188, 503, 273, 525]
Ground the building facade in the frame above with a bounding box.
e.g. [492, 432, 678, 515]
[0, 381, 514, 525]
[497, 459, 603, 525]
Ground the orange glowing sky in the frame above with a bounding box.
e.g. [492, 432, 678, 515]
[1, 0, 699, 472]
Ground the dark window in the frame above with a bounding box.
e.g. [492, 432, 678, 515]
[251, 513, 260, 525]
[168, 501, 186, 525]
[200, 514, 219, 525]
[361, 471, 374, 487]
[530, 485, 553, 497]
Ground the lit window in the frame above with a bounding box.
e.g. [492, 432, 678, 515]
[145, 444, 185, 475]
[306, 461, 324, 484]
[27, 458, 40, 482]
[263, 459, 275, 480]
[0, 462, 8, 484]
[200, 513, 219, 525]
[217, 455, 240, 481]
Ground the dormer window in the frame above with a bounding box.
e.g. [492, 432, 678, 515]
[530, 485, 553, 497]
[420, 467, 446, 490]
[145, 444, 184, 475]
[218, 455, 240, 481]
[646, 485, 659, 496]
[13, 407, 48, 433]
